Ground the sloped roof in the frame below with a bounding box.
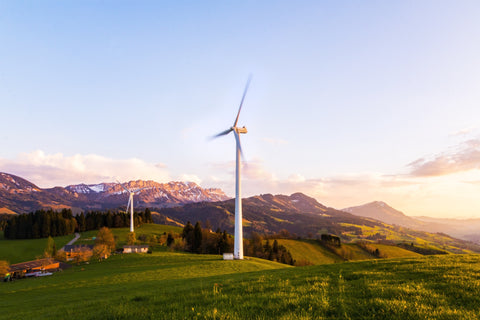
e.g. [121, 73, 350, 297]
[123, 245, 149, 249]
[63, 244, 94, 252]
[9, 258, 59, 272]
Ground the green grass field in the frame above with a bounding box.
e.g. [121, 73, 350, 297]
[0, 232, 75, 264]
[1, 251, 480, 319]
[0, 224, 183, 264]
[369, 243, 423, 258]
[277, 239, 423, 266]
[275, 239, 343, 265]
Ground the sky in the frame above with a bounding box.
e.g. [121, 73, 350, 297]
[2, 1, 480, 218]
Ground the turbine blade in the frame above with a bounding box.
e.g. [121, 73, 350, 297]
[233, 130, 246, 161]
[133, 187, 147, 194]
[126, 196, 131, 213]
[210, 128, 233, 140]
[233, 75, 252, 127]
[117, 180, 129, 193]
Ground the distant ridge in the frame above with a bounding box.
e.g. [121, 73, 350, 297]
[157, 193, 480, 253]
[0, 172, 229, 214]
[343, 201, 420, 228]
[343, 201, 480, 243]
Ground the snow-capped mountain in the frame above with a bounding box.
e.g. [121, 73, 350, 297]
[0, 172, 230, 214]
[0, 172, 42, 193]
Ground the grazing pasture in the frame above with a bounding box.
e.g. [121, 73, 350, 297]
[1, 250, 479, 319]
[0, 232, 74, 264]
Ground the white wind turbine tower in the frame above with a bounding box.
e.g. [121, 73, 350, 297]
[117, 181, 146, 233]
[212, 77, 251, 260]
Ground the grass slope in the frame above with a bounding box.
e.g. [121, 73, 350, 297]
[0, 208, 16, 214]
[0, 232, 74, 264]
[1, 252, 480, 319]
[0, 224, 181, 263]
[275, 239, 343, 265]
[277, 239, 422, 265]
[370, 243, 423, 258]
[0, 252, 289, 319]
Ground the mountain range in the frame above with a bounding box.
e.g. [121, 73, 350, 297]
[155, 192, 480, 253]
[2, 172, 480, 250]
[0, 172, 228, 214]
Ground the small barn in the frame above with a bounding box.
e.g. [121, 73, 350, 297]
[123, 245, 149, 253]
[63, 244, 94, 261]
[9, 258, 60, 278]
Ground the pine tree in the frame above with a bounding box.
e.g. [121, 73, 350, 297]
[144, 208, 152, 223]
[193, 222, 203, 253]
[166, 233, 174, 247]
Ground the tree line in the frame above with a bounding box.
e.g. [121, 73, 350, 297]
[179, 222, 295, 265]
[75, 209, 153, 232]
[3, 209, 77, 239]
[3, 208, 153, 239]
[179, 221, 234, 255]
[245, 232, 295, 265]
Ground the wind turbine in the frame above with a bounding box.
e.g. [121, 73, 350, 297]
[117, 181, 146, 233]
[212, 76, 251, 260]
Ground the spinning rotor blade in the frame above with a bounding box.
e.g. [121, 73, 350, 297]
[233, 75, 252, 127]
[233, 130, 246, 161]
[210, 128, 233, 140]
[117, 180, 130, 193]
[133, 187, 147, 195]
[126, 196, 131, 213]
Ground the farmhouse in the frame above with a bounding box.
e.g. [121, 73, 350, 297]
[9, 258, 60, 278]
[123, 245, 149, 253]
[63, 244, 94, 261]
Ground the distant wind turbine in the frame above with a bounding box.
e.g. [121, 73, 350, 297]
[211, 76, 251, 260]
[117, 181, 146, 233]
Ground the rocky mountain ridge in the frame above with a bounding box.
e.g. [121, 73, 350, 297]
[0, 172, 229, 213]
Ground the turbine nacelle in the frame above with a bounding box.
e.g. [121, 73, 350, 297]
[234, 126, 248, 134]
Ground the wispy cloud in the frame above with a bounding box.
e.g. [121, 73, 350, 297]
[408, 139, 480, 177]
[179, 174, 202, 185]
[0, 150, 171, 188]
[450, 126, 477, 137]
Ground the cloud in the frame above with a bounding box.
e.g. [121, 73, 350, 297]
[450, 126, 477, 137]
[408, 139, 480, 177]
[179, 174, 202, 185]
[0, 150, 171, 188]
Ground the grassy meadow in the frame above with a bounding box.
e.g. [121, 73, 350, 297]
[0, 231, 75, 264]
[2, 224, 480, 319]
[277, 239, 423, 266]
[0, 224, 183, 263]
[1, 251, 480, 319]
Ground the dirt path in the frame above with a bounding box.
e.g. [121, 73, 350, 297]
[60, 232, 80, 250]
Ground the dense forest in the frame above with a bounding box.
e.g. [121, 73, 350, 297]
[3, 208, 153, 239]
[178, 221, 295, 265]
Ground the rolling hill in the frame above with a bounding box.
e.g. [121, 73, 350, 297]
[344, 201, 480, 243]
[1, 248, 480, 319]
[158, 193, 480, 254]
[2, 172, 480, 254]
